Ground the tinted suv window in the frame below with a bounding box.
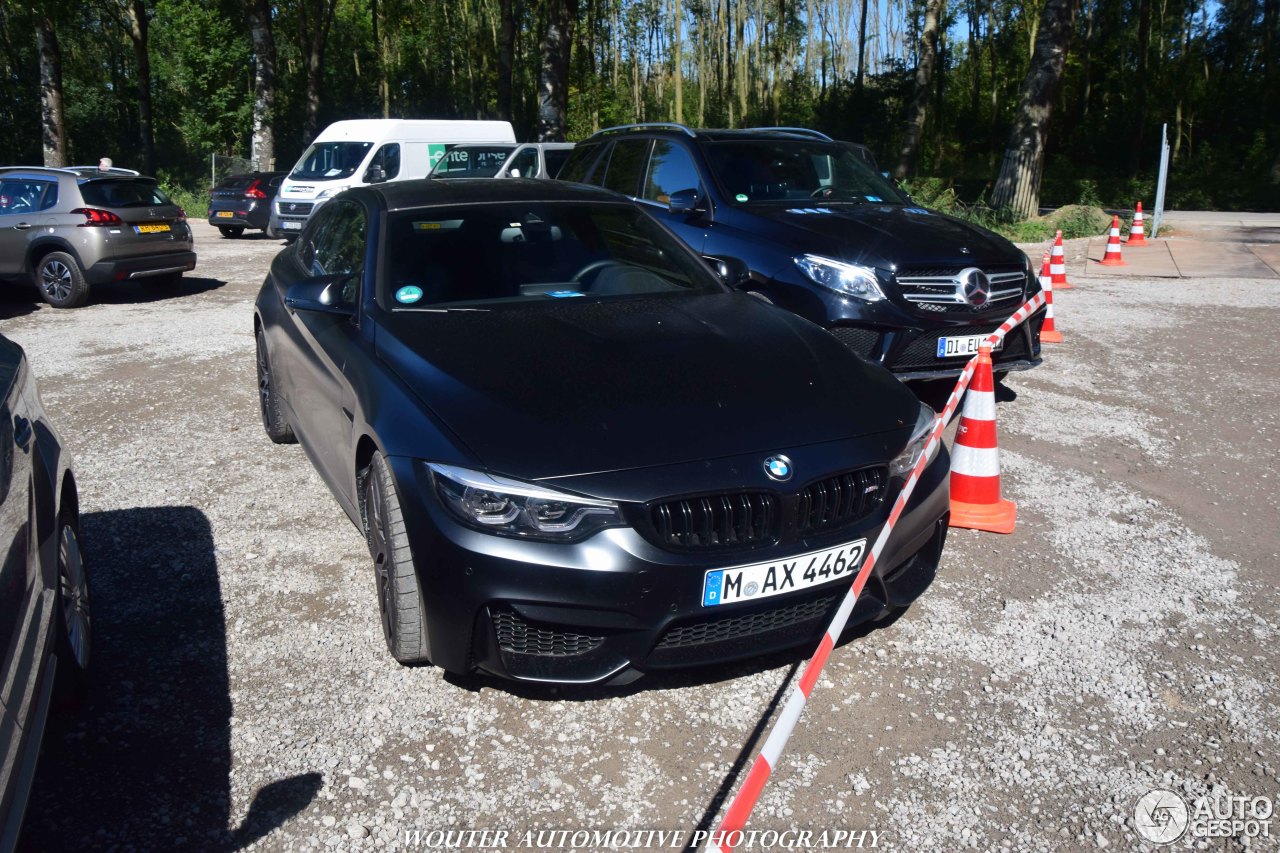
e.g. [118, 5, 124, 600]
[643, 141, 701, 204]
[507, 147, 539, 178]
[545, 149, 571, 178]
[601, 139, 649, 196]
[558, 142, 603, 183]
[78, 179, 172, 208]
[0, 179, 57, 214]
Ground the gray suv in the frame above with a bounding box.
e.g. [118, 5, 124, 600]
[0, 166, 196, 308]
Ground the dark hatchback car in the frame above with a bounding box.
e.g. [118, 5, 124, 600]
[0, 334, 87, 849]
[254, 179, 949, 685]
[558, 125, 1045, 381]
[207, 171, 286, 237]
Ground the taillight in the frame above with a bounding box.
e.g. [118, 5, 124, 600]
[176, 207, 187, 221]
[71, 207, 124, 226]
[244, 180, 267, 199]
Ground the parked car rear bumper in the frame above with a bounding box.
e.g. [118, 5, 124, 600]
[85, 251, 197, 284]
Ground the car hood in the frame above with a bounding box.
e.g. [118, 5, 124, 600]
[375, 293, 917, 480]
[743, 203, 1019, 269]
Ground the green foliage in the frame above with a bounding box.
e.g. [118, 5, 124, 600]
[901, 176, 1111, 241]
[159, 179, 210, 218]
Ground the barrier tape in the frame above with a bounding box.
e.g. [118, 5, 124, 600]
[702, 290, 1047, 853]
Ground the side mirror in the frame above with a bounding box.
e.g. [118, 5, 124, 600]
[285, 275, 355, 316]
[365, 165, 386, 184]
[668, 188, 702, 214]
[702, 255, 751, 288]
[881, 171, 891, 179]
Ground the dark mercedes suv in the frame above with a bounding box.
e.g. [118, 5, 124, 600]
[558, 125, 1044, 380]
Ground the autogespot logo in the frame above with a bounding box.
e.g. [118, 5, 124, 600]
[764, 455, 793, 482]
[1135, 789, 1190, 844]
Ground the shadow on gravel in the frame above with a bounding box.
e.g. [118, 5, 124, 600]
[0, 276, 226, 317]
[19, 506, 318, 852]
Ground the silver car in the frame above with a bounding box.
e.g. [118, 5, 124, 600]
[0, 166, 196, 308]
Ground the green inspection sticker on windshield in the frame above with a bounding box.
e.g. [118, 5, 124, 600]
[735, 194, 749, 202]
[395, 285, 424, 304]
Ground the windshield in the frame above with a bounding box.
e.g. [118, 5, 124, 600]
[430, 145, 517, 178]
[705, 140, 906, 204]
[382, 202, 723, 309]
[290, 142, 373, 181]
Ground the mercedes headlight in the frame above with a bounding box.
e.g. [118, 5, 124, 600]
[890, 403, 940, 477]
[429, 463, 622, 541]
[794, 254, 886, 301]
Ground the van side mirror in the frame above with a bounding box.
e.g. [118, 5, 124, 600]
[702, 255, 751, 288]
[365, 165, 386, 184]
[668, 188, 702, 214]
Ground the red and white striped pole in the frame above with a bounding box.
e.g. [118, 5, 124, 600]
[701, 292, 1047, 853]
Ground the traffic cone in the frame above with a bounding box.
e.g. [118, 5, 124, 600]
[949, 344, 1016, 534]
[1039, 255, 1063, 343]
[1050, 231, 1073, 288]
[1127, 202, 1147, 246]
[1099, 216, 1126, 266]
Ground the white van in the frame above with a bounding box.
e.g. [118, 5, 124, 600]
[270, 119, 516, 237]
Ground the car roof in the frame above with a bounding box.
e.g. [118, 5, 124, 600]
[582, 124, 839, 144]
[0, 165, 149, 181]
[372, 177, 630, 212]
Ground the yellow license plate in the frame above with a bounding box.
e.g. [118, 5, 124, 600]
[134, 223, 171, 234]
[216, 211, 234, 218]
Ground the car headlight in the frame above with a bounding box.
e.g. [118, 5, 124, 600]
[794, 254, 886, 301]
[890, 403, 940, 477]
[429, 463, 622, 541]
[315, 189, 340, 200]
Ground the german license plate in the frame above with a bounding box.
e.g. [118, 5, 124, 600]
[133, 223, 170, 234]
[281, 220, 302, 230]
[936, 333, 1003, 358]
[216, 210, 234, 218]
[702, 539, 867, 607]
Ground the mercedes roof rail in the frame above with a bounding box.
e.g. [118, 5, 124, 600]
[590, 123, 698, 139]
[744, 127, 834, 141]
[66, 165, 143, 176]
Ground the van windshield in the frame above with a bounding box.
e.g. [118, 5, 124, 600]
[290, 142, 373, 181]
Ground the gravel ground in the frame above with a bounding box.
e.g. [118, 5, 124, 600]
[8, 222, 1279, 852]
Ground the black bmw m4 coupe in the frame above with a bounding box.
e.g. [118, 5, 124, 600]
[254, 179, 950, 685]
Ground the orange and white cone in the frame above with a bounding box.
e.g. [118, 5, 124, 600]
[1100, 216, 1126, 266]
[1050, 231, 1073, 289]
[949, 344, 1016, 534]
[1127, 202, 1147, 246]
[1039, 254, 1063, 343]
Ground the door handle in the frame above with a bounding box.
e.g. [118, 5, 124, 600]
[13, 415, 31, 451]
[13, 222, 32, 230]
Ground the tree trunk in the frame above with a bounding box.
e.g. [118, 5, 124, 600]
[303, 0, 339, 140]
[535, 0, 577, 141]
[673, 0, 683, 123]
[990, 0, 1081, 218]
[35, 11, 66, 167]
[497, 0, 516, 122]
[855, 0, 869, 91]
[126, 0, 156, 175]
[247, 0, 277, 169]
[894, 0, 943, 179]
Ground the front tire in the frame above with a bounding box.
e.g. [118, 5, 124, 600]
[218, 226, 245, 238]
[364, 452, 430, 664]
[255, 328, 296, 444]
[35, 251, 91, 308]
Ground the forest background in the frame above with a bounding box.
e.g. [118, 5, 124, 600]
[2, 0, 1277, 221]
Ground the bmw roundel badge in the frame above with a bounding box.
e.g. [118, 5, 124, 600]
[764, 455, 793, 482]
